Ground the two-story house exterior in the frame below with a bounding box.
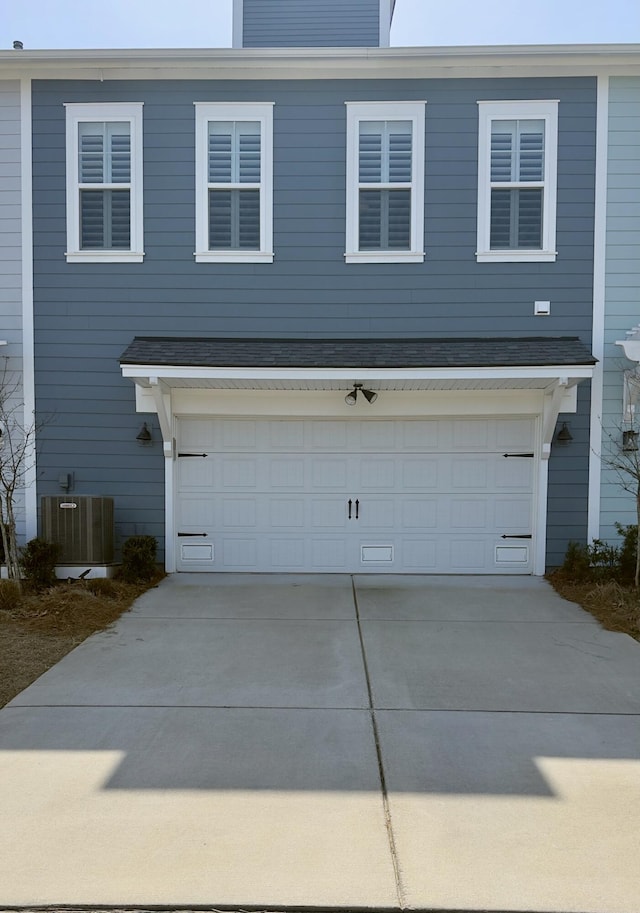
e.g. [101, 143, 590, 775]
[6, 1, 640, 577]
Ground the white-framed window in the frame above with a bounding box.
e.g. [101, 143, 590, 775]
[194, 102, 274, 263]
[345, 101, 426, 264]
[477, 100, 559, 263]
[65, 102, 144, 263]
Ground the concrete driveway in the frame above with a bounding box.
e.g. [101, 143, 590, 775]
[1, 574, 639, 911]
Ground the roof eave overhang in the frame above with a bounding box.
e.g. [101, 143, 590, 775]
[121, 362, 594, 389]
[2, 44, 640, 80]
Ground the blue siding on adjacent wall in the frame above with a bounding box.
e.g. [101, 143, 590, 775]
[31, 76, 597, 566]
[242, 0, 381, 47]
[600, 77, 640, 543]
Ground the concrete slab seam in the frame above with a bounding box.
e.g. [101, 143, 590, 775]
[351, 576, 406, 910]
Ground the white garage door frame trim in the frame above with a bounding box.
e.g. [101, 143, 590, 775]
[122, 365, 592, 576]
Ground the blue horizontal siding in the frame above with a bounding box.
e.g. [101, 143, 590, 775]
[242, 0, 380, 47]
[32, 75, 597, 566]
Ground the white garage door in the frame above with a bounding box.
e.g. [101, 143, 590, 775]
[175, 417, 536, 573]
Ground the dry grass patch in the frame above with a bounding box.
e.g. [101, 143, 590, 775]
[548, 574, 640, 642]
[0, 574, 163, 708]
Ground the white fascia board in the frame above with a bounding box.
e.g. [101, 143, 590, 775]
[122, 363, 594, 383]
[2, 45, 640, 81]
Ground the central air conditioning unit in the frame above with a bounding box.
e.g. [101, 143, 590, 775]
[40, 496, 115, 564]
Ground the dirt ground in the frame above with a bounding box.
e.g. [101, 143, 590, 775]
[0, 576, 163, 708]
[1, 574, 638, 710]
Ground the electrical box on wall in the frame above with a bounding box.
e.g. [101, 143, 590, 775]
[40, 496, 115, 564]
[534, 300, 551, 316]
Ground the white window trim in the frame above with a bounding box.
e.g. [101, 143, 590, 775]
[65, 102, 144, 263]
[345, 101, 426, 264]
[477, 99, 559, 264]
[194, 101, 274, 264]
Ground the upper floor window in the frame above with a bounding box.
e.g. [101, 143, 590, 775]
[345, 101, 425, 264]
[195, 102, 274, 263]
[65, 102, 144, 263]
[477, 100, 558, 263]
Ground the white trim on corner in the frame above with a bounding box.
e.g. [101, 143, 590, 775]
[534, 443, 549, 575]
[477, 99, 559, 264]
[64, 102, 145, 263]
[194, 101, 274, 264]
[587, 75, 609, 544]
[232, 0, 244, 49]
[165, 415, 176, 574]
[21, 78, 37, 540]
[345, 100, 426, 264]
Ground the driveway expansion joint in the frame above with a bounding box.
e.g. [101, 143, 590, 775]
[352, 576, 406, 910]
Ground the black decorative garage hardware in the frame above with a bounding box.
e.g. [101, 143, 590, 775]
[178, 452, 208, 458]
[503, 452, 534, 458]
[501, 534, 532, 539]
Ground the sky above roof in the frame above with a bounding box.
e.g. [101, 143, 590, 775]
[4, 0, 640, 49]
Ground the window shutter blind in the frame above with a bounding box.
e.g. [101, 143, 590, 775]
[238, 127, 261, 183]
[109, 128, 131, 183]
[78, 122, 131, 250]
[386, 189, 411, 248]
[490, 118, 545, 250]
[516, 189, 543, 247]
[359, 123, 383, 183]
[209, 121, 260, 184]
[490, 188, 543, 250]
[518, 122, 544, 182]
[210, 189, 260, 250]
[388, 124, 412, 182]
[80, 189, 130, 249]
[208, 121, 261, 250]
[490, 123, 514, 182]
[358, 120, 413, 251]
[359, 189, 411, 250]
[359, 121, 411, 184]
[79, 129, 105, 183]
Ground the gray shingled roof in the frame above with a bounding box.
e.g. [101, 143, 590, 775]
[120, 336, 596, 369]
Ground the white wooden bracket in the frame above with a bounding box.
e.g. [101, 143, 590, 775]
[149, 376, 173, 458]
[542, 377, 569, 460]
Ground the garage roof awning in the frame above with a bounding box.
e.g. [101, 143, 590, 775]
[120, 336, 595, 391]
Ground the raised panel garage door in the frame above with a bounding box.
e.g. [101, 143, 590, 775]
[175, 417, 536, 573]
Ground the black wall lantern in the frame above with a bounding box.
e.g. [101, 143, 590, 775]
[555, 421, 573, 445]
[136, 422, 153, 445]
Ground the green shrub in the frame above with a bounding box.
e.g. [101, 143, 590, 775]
[615, 523, 638, 584]
[0, 579, 22, 612]
[560, 540, 592, 580]
[19, 537, 60, 592]
[587, 538, 620, 579]
[120, 535, 157, 582]
[560, 526, 640, 584]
